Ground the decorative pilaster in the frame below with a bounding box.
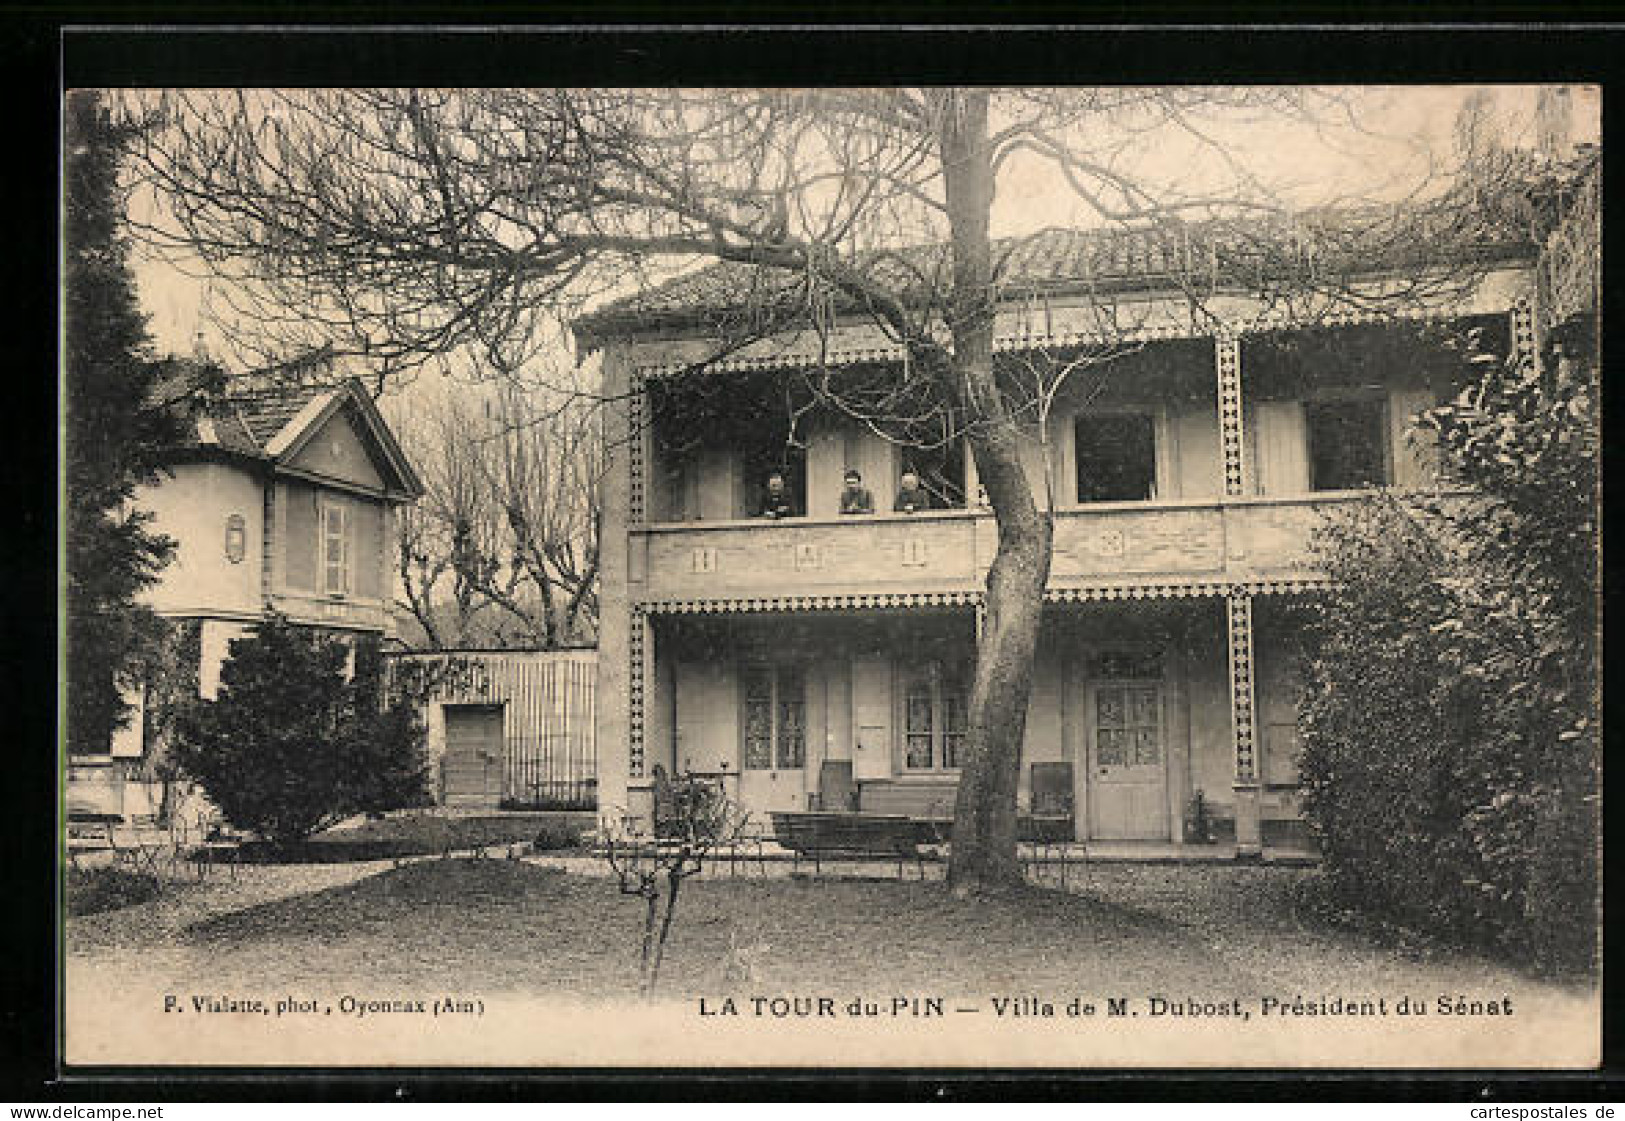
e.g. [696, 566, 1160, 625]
[627, 368, 648, 527]
[1225, 591, 1262, 856]
[1214, 332, 1249, 497]
[628, 605, 649, 779]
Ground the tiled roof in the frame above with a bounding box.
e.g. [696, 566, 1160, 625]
[218, 383, 331, 448]
[161, 369, 338, 460]
[574, 213, 1533, 341]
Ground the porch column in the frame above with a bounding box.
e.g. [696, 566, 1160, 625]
[1225, 591, 1262, 856]
[628, 604, 650, 784]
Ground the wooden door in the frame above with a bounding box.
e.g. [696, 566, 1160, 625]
[1087, 681, 1168, 840]
[443, 704, 505, 807]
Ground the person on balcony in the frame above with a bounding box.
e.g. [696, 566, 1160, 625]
[839, 468, 875, 515]
[758, 470, 798, 519]
[893, 469, 931, 513]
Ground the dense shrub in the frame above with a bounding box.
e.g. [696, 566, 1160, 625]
[1295, 326, 1598, 976]
[175, 613, 431, 848]
[67, 865, 161, 916]
[531, 817, 589, 851]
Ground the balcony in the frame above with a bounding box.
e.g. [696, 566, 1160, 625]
[629, 492, 1419, 605]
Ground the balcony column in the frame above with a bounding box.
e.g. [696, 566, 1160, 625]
[1214, 331, 1250, 498]
[1224, 591, 1262, 857]
[627, 369, 648, 528]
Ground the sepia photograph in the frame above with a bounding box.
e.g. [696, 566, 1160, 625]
[59, 61, 1601, 1072]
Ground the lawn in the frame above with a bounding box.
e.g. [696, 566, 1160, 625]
[64, 858, 1598, 1067]
[233, 811, 592, 863]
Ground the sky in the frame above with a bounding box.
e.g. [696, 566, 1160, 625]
[128, 85, 1599, 378]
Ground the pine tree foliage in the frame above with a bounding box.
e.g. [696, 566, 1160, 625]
[64, 90, 202, 757]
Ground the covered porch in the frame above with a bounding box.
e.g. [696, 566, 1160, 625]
[627, 589, 1315, 859]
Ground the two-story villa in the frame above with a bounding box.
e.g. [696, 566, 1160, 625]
[93, 375, 424, 780]
[576, 221, 1542, 855]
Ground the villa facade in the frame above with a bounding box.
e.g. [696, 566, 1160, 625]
[577, 220, 1549, 855]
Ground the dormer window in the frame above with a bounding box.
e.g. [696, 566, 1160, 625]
[321, 500, 350, 596]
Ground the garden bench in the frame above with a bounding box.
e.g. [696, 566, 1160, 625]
[66, 811, 119, 870]
[769, 811, 939, 880]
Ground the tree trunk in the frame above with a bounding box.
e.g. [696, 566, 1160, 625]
[935, 90, 1056, 893]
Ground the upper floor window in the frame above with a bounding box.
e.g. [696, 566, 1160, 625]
[902, 661, 969, 772]
[1305, 396, 1389, 491]
[321, 500, 350, 596]
[1076, 413, 1157, 502]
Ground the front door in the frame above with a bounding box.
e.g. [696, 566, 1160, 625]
[738, 665, 808, 813]
[1087, 668, 1168, 840]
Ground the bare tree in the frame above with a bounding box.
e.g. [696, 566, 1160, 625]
[131, 86, 1505, 891]
[391, 385, 600, 650]
[600, 776, 748, 997]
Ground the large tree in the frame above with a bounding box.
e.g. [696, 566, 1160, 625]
[133, 87, 1493, 890]
[64, 91, 214, 757]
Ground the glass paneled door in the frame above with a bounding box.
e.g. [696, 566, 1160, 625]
[1087, 652, 1168, 840]
[739, 665, 808, 813]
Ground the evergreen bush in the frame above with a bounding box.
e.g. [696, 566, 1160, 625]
[175, 613, 431, 848]
[1294, 326, 1598, 976]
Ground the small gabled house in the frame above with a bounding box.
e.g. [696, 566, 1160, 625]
[576, 212, 1553, 857]
[74, 375, 423, 809]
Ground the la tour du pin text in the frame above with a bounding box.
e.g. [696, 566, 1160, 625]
[699, 993, 1517, 1020]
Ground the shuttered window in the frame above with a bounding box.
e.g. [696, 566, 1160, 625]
[321, 500, 350, 596]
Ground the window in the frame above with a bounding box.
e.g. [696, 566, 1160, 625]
[902, 662, 969, 772]
[1095, 685, 1163, 767]
[1075, 413, 1157, 502]
[1092, 649, 1163, 769]
[1305, 397, 1389, 491]
[742, 665, 805, 770]
[320, 500, 350, 596]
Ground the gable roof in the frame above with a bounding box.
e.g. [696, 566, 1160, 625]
[173, 376, 424, 500]
[572, 209, 1536, 347]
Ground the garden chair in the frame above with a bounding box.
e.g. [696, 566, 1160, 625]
[812, 760, 856, 812]
[188, 810, 247, 880]
[111, 814, 173, 881]
[1022, 762, 1078, 888]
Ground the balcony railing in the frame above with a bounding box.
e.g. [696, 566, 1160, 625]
[631, 491, 1416, 602]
